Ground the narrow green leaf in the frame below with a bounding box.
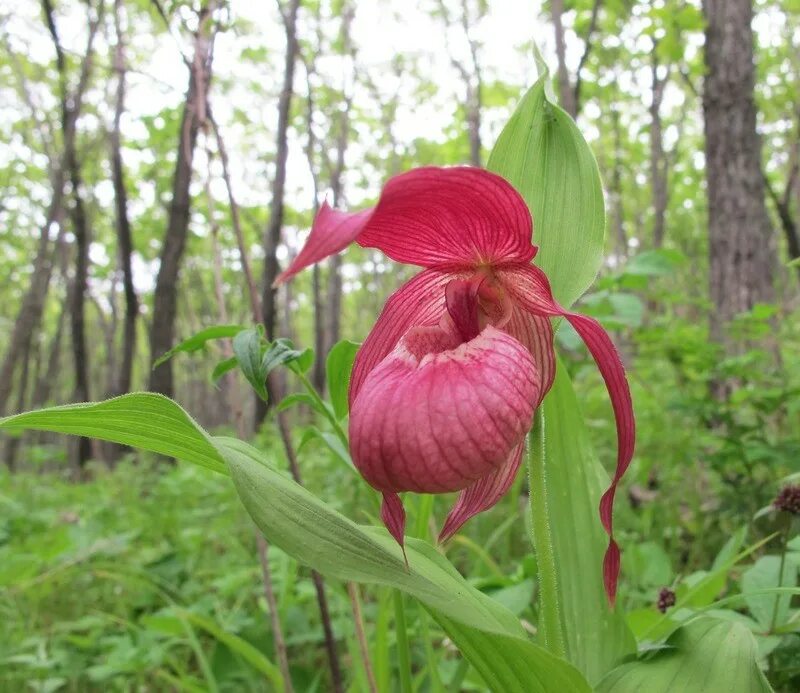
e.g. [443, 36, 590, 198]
[174, 609, 284, 689]
[276, 392, 321, 413]
[528, 361, 636, 683]
[487, 77, 605, 309]
[211, 356, 238, 383]
[326, 340, 359, 420]
[0, 394, 226, 475]
[233, 329, 268, 401]
[153, 325, 246, 368]
[596, 618, 773, 693]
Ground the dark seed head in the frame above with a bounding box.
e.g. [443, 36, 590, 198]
[657, 587, 676, 613]
[774, 485, 800, 516]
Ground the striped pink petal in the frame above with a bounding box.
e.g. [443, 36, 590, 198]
[439, 443, 525, 542]
[274, 167, 537, 285]
[500, 264, 635, 605]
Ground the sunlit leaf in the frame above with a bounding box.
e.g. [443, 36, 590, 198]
[596, 617, 772, 692]
[488, 76, 604, 309]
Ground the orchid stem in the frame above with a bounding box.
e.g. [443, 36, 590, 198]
[527, 411, 567, 661]
[393, 589, 413, 693]
[769, 519, 790, 633]
[296, 370, 349, 448]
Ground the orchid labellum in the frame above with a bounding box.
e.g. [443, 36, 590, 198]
[275, 167, 634, 603]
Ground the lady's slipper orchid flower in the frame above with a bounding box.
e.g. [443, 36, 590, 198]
[275, 167, 634, 603]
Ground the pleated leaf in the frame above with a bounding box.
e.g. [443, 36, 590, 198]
[0, 394, 590, 692]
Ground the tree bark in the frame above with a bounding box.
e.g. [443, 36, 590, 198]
[256, 0, 301, 422]
[650, 49, 668, 248]
[324, 2, 355, 359]
[550, 0, 602, 119]
[42, 0, 102, 466]
[702, 0, 777, 354]
[437, 0, 483, 165]
[110, 0, 138, 397]
[149, 3, 216, 396]
[610, 107, 628, 258]
[0, 2, 95, 416]
[261, 0, 301, 342]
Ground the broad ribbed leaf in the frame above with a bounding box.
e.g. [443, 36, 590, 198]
[490, 70, 631, 682]
[596, 617, 773, 692]
[528, 361, 635, 683]
[0, 394, 226, 475]
[487, 76, 605, 309]
[0, 394, 589, 691]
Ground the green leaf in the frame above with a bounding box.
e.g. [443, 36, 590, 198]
[173, 609, 284, 689]
[233, 329, 269, 401]
[0, 394, 590, 690]
[153, 325, 246, 368]
[487, 77, 604, 309]
[220, 435, 590, 692]
[211, 356, 238, 383]
[276, 392, 321, 413]
[596, 618, 773, 693]
[528, 360, 636, 683]
[0, 394, 227, 475]
[741, 555, 798, 631]
[262, 338, 311, 376]
[622, 249, 686, 278]
[326, 340, 360, 420]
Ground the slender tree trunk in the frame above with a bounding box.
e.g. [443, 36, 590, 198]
[0, 0, 96, 416]
[0, 187, 62, 416]
[550, 0, 602, 119]
[43, 0, 102, 466]
[702, 0, 777, 357]
[261, 0, 301, 341]
[257, 0, 301, 422]
[111, 0, 138, 397]
[610, 108, 628, 258]
[551, 0, 576, 118]
[32, 299, 67, 408]
[301, 48, 326, 392]
[650, 50, 668, 248]
[149, 3, 216, 396]
[323, 3, 355, 358]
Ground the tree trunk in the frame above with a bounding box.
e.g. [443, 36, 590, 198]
[32, 299, 67, 408]
[702, 0, 777, 353]
[650, 51, 668, 248]
[261, 0, 301, 341]
[66, 131, 92, 466]
[0, 0, 96, 415]
[42, 0, 102, 466]
[257, 0, 301, 422]
[111, 0, 138, 397]
[610, 108, 628, 258]
[149, 4, 216, 396]
[0, 186, 62, 416]
[323, 2, 355, 359]
[551, 0, 577, 118]
[550, 0, 602, 119]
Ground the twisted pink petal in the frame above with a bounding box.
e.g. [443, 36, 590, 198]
[439, 443, 525, 543]
[500, 264, 635, 605]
